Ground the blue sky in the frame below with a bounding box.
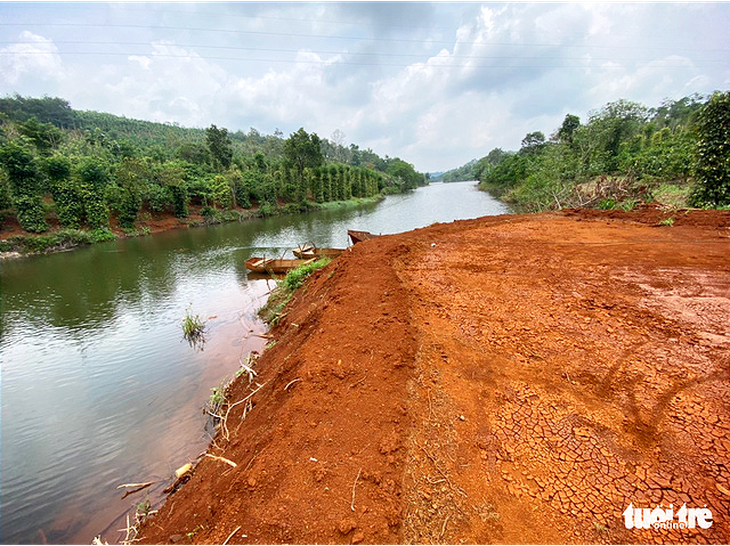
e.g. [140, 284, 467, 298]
[1, 2, 728, 172]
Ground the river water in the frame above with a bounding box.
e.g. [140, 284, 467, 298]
[0, 181, 508, 544]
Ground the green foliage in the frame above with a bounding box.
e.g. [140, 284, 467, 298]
[50, 175, 85, 228]
[142, 183, 169, 212]
[473, 93, 725, 211]
[168, 183, 189, 218]
[440, 158, 479, 182]
[206, 124, 233, 169]
[13, 194, 48, 232]
[0, 138, 44, 196]
[18, 117, 63, 155]
[0, 227, 115, 254]
[282, 258, 331, 291]
[258, 201, 274, 217]
[0, 95, 77, 128]
[0, 139, 48, 231]
[0, 94, 423, 247]
[181, 305, 206, 349]
[210, 174, 233, 209]
[284, 128, 324, 175]
[651, 183, 691, 208]
[691, 91, 730, 207]
[557, 114, 580, 144]
[386, 158, 423, 189]
[0, 171, 12, 210]
[207, 382, 227, 414]
[258, 258, 331, 324]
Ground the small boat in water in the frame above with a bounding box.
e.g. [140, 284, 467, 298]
[348, 229, 378, 245]
[245, 257, 316, 274]
[292, 245, 345, 259]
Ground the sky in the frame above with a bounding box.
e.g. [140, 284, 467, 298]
[1, 2, 729, 173]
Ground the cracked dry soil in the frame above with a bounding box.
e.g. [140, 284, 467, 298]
[138, 208, 729, 545]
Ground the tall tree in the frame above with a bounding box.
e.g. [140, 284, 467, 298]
[556, 114, 580, 144]
[206, 124, 233, 169]
[283, 128, 323, 195]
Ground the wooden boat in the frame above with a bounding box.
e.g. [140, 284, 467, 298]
[348, 229, 378, 245]
[292, 246, 345, 259]
[245, 257, 316, 274]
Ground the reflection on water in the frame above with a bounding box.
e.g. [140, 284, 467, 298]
[0, 181, 508, 543]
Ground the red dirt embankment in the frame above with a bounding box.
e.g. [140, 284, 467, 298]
[138, 209, 730, 545]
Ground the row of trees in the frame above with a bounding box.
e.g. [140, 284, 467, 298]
[441, 92, 728, 210]
[0, 96, 427, 234]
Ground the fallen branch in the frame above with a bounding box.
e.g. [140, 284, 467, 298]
[204, 453, 237, 468]
[116, 481, 155, 490]
[284, 378, 301, 391]
[221, 382, 266, 441]
[222, 526, 242, 545]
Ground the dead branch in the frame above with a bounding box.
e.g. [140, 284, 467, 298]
[351, 467, 362, 512]
[284, 378, 301, 391]
[222, 525, 242, 545]
[204, 453, 237, 468]
[116, 481, 155, 490]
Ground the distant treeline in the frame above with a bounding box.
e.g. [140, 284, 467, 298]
[440, 92, 729, 211]
[0, 95, 428, 235]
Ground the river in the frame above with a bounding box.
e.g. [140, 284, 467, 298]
[0, 181, 508, 544]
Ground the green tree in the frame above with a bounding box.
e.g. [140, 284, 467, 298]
[692, 91, 730, 206]
[283, 128, 324, 185]
[556, 114, 580, 144]
[18, 117, 63, 155]
[206, 124, 233, 169]
[0, 139, 48, 232]
[45, 153, 84, 228]
[520, 131, 546, 154]
[386, 158, 422, 190]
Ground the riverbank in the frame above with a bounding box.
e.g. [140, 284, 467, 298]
[136, 207, 729, 544]
[0, 195, 384, 259]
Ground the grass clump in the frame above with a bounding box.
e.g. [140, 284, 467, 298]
[181, 305, 206, 349]
[282, 258, 331, 291]
[207, 380, 228, 416]
[258, 258, 331, 325]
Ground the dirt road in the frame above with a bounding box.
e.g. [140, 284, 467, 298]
[138, 208, 729, 544]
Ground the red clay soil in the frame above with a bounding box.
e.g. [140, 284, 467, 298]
[137, 208, 730, 545]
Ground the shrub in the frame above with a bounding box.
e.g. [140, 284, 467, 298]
[692, 91, 730, 207]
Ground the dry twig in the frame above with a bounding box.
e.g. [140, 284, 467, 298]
[204, 453, 237, 468]
[222, 526, 242, 545]
[351, 467, 362, 512]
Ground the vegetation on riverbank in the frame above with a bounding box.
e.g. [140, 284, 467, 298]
[440, 91, 730, 211]
[258, 258, 332, 325]
[0, 95, 427, 254]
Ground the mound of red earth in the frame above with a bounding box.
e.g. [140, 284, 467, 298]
[138, 208, 729, 544]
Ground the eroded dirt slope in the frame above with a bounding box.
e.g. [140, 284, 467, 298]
[138, 209, 729, 545]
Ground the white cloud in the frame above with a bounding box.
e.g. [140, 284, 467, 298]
[0, 31, 65, 85]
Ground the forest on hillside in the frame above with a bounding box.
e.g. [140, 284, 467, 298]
[0, 95, 426, 245]
[440, 92, 730, 211]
